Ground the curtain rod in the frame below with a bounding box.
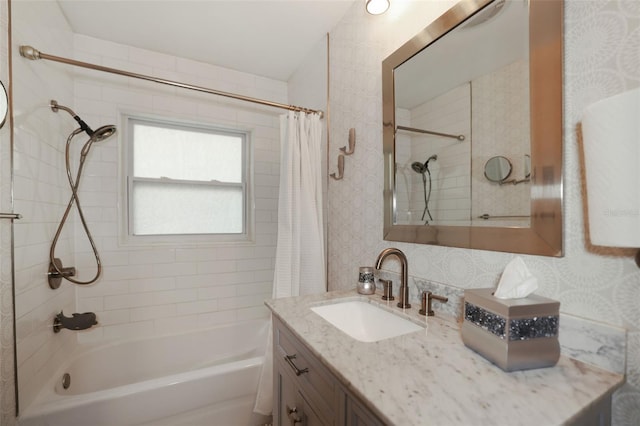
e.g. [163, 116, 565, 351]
[396, 125, 465, 141]
[19, 45, 324, 118]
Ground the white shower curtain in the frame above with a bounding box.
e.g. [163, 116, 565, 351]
[253, 111, 326, 415]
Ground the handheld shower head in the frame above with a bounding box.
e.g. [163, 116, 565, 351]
[79, 125, 117, 158]
[51, 100, 116, 143]
[90, 125, 117, 142]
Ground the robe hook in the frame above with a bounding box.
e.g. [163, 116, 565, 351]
[339, 128, 356, 155]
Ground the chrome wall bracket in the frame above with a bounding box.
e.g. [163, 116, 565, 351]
[48, 258, 76, 289]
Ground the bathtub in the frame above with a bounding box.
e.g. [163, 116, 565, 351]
[19, 319, 271, 426]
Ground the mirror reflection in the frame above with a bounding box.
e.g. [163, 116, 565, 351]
[0, 81, 7, 129]
[484, 156, 512, 183]
[393, 0, 530, 228]
[382, 0, 563, 256]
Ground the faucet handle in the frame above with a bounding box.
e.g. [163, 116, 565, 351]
[419, 291, 449, 316]
[379, 279, 394, 301]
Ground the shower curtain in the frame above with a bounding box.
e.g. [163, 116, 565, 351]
[253, 111, 326, 415]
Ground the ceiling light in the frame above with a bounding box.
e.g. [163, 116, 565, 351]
[366, 0, 390, 15]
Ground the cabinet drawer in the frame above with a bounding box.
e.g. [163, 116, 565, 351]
[274, 318, 337, 421]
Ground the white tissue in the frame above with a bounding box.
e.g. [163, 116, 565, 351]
[494, 257, 538, 299]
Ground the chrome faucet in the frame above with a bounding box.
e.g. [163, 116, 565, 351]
[374, 248, 410, 309]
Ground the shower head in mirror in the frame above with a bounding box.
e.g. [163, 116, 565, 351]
[411, 155, 437, 174]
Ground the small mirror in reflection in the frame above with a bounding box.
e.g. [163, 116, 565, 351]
[0, 81, 7, 129]
[484, 156, 512, 183]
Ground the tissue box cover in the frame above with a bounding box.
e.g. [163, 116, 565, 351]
[461, 288, 560, 372]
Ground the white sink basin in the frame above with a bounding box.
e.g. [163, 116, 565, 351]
[311, 301, 422, 342]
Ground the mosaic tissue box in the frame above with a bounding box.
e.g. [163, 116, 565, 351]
[461, 288, 560, 372]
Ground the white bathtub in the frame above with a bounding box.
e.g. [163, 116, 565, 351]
[19, 319, 271, 426]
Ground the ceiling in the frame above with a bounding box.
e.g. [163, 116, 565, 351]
[57, 0, 356, 81]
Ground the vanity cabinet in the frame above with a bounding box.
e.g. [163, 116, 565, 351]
[273, 317, 385, 426]
[345, 395, 385, 426]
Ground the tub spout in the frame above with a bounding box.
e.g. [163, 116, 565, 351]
[53, 311, 98, 333]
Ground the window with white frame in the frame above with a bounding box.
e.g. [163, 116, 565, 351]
[125, 116, 251, 241]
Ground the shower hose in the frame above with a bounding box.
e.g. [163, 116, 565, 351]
[49, 128, 102, 285]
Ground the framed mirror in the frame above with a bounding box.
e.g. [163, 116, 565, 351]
[382, 0, 563, 256]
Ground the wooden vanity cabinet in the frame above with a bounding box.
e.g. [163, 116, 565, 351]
[273, 317, 385, 426]
[344, 394, 385, 426]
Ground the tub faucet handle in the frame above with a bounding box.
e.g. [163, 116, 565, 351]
[53, 311, 98, 333]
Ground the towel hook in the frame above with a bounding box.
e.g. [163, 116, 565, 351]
[330, 154, 344, 180]
[339, 128, 356, 155]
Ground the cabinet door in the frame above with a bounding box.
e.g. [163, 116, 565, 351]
[276, 365, 302, 426]
[298, 391, 326, 426]
[345, 396, 385, 426]
[274, 318, 337, 424]
[275, 364, 327, 426]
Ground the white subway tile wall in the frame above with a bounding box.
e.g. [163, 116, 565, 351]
[71, 33, 284, 346]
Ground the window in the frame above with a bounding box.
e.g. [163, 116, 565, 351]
[125, 116, 251, 242]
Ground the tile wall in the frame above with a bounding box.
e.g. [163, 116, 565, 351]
[327, 0, 639, 424]
[70, 34, 282, 344]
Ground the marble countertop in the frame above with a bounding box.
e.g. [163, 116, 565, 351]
[266, 290, 625, 426]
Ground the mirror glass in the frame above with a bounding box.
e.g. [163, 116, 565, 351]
[382, 0, 563, 256]
[484, 156, 512, 183]
[0, 81, 7, 129]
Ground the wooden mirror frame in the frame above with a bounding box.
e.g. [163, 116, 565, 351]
[382, 0, 563, 256]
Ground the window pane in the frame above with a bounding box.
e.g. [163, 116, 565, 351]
[132, 181, 243, 235]
[133, 121, 243, 182]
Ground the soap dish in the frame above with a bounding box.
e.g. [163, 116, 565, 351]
[461, 288, 560, 372]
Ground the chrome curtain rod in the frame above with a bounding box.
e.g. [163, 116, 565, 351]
[19, 45, 324, 118]
[396, 125, 465, 141]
